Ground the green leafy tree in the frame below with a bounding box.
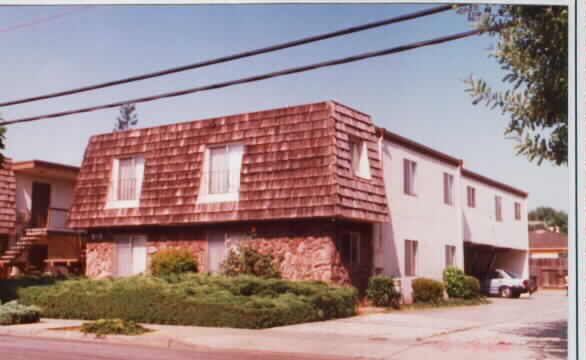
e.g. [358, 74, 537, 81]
[528, 206, 567, 233]
[113, 103, 138, 131]
[459, 5, 568, 165]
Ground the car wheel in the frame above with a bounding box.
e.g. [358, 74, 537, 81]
[499, 286, 512, 298]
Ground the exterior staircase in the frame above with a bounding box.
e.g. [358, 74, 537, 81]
[0, 228, 46, 276]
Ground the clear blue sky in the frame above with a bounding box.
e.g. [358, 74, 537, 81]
[0, 4, 568, 212]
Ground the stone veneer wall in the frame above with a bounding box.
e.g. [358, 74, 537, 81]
[86, 241, 114, 278]
[85, 220, 371, 288]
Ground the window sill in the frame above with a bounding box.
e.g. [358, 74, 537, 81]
[352, 174, 373, 183]
[197, 193, 239, 204]
[105, 200, 140, 209]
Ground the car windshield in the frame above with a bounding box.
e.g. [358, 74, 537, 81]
[504, 271, 520, 278]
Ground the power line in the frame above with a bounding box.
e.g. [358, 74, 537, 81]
[0, 6, 95, 34]
[0, 4, 453, 108]
[0, 27, 488, 127]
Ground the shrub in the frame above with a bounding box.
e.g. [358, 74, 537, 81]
[222, 246, 281, 279]
[411, 278, 444, 304]
[0, 300, 41, 325]
[462, 276, 481, 299]
[442, 266, 466, 298]
[366, 276, 401, 308]
[81, 318, 148, 336]
[0, 275, 66, 303]
[150, 248, 198, 277]
[16, 274, 357, 329]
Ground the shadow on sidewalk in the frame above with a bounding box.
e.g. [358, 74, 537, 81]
[500, 320, 567, 359]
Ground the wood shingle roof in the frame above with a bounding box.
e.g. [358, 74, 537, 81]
[68, 101, 389, 228]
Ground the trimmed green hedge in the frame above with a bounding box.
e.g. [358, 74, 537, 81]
[150, 248, 198, 277]
[366, 276, 401, 308]
[0, 301, 41, 325]
[16, 274, 357, 329]
[411, 277, 444, 304]
[462, 276, 481, 299]
[0, 276, 66, 303]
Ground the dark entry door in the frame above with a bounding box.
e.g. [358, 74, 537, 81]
[31, 182, 51, 228]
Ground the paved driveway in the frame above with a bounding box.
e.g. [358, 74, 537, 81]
[268, 290, 567, 359]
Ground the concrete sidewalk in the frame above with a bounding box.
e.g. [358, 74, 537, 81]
[0, 315, 537, 360]
[0, 293, 566, 360]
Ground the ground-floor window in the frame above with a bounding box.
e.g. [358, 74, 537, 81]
[405, 240, 418, 276]
[338, 232, 360, 265]
[445, 245, 456, 267]
[115, 234, 147, 276]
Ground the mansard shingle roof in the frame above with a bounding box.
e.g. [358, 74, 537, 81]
[67, 101, 389, 228]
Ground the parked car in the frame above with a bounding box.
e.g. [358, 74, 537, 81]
[480, 269, 533, 298]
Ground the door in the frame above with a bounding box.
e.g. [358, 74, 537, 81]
[116, 235, 147, 276]
[31, 182, 51, 228]
[207, 231, 226, 273]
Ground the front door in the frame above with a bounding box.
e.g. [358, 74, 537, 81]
[207, 231, 226, 273]
[31, 182, 51, 228]
[116, 235, 147, 276]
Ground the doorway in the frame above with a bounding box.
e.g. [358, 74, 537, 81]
[31, 182, 51, 228]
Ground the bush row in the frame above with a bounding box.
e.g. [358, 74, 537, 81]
[0, 301, 41, 326]
[16, 274, 357, 329]
[366, 267, 482, 307]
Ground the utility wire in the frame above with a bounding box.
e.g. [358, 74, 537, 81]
[0, 4, 453, 108]
[0, 27, 488, 127]
[0, 6, 95, 34]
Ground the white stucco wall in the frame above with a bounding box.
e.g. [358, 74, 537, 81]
[461, 176, 529, 252]
[15, 174, 76, 231]
[375, 139, 463, 301]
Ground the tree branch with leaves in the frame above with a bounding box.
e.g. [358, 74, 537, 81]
[459, 5, 568, 165]
[113, 103, 138, 132]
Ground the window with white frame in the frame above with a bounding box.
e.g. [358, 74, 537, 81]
[349, 139, 371, 179]
[107, 155, 145, 208]
[495, 195, 503, 222]
[467, 186, 476, 208]
[443, 173, 454, 206]
[198, 144, 244, 203]
[338, 232, 360, 265]
[403, 159, 417, 196]
[405, 239, 418, 276]
[445, 245, 456, 267]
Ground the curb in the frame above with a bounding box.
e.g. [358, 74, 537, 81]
[0, 324, 368, 360]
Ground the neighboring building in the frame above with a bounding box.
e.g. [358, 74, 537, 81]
[529, 230, 567, 289]
[374, 129, 529, 302]
[67, 101, 529, 300]
[0, 160, 85, 277]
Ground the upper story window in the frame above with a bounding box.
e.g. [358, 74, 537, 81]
[467, 186, 476, 208]
[403, 159, 417, 196]
[198, 144, 244, 203]
[495, 195, 503, 222]
[349, 139, 371, 179]
[107, 155, 145, 209]
[443, 173, 454, 206]
[514, 202, 521, 221]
